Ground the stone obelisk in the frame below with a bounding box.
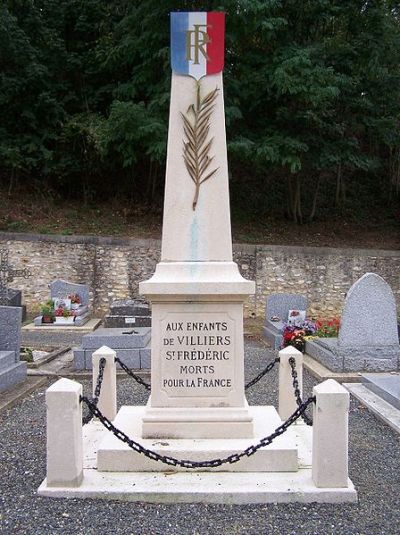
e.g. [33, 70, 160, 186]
[140, 11, 255, 439]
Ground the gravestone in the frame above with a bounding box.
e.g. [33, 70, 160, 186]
[34, 279, 91, 327]
[103, 299, 151, 328]
[0, 248, 30, 321]
[263, 293, 308, 349]
[306, 273, 400, 372]
[73, 327, 151, 370]
[0, 306, 26, 392]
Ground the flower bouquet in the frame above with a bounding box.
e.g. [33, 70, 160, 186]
[281, 319, 317, 352]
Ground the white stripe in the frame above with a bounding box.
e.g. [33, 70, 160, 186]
[188, 12, 207, 80]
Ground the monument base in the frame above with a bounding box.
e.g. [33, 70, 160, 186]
[38, 412, 357, 503]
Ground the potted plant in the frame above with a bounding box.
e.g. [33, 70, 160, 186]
[40, 300, 55, 323]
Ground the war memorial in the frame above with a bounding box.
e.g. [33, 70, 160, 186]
[36, 12, 356, 503]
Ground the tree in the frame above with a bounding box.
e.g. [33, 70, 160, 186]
[0, 0, 399, 221]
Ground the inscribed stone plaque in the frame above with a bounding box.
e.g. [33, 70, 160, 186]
[151, 302, 245, 408]
[160, 312, 234, 397]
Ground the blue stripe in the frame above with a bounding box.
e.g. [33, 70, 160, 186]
[171, 12, 188, 74]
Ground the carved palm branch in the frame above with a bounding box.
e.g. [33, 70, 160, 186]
[181, 83, 219, 210]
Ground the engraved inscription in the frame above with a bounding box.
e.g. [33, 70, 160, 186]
[160, 314, 234, 397]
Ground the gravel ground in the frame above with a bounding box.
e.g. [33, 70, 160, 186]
[1, 339, 400, 535]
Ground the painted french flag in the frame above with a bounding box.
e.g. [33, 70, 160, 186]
[171, 12, 225, 80]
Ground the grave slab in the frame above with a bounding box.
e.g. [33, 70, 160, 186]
[22, 319, 102, 348]
[344, 383, 400, 435]
[73, 328, 151, 370]
[362, 373, 400, 410]
[73, 347, 143, 370]
[81, 328, 151, 350]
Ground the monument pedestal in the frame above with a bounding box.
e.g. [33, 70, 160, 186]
[140, 261, 255, 439]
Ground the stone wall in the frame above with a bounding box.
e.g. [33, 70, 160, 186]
[1, 232, 399, 320]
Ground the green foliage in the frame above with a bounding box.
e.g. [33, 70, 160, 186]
[0, 0, 399, 219]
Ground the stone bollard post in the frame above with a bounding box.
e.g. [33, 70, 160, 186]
[278, 346, 303, 421]
[92, 345, 117, 421]
[312, 379, 350, 488]
[46, 378, 83, 487]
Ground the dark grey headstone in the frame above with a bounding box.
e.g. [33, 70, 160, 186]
[0, 305, 25, 392]
[265, 294, 308, 323]
[339, 273, 399, 347]
[263, 293, 308, 349]
[109, 299, 150, 316]
[0, 306, 22, 357]
[2, 290, 26, 321]
[50, 279, 89, 306]
[6, 289, 22, 307]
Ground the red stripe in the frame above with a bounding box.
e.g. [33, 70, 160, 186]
[206, 12, 225, 75]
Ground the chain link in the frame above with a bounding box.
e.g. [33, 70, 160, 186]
[245, 356, 280, 390]
[82, 357, 106, 425]
[80, 394, 315, 469]
[115, 356, 151, 391]
[288, 357, 313, 426]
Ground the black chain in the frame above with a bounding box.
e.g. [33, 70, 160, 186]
[245, 357, 280, 390]
[288, 357, 313, 426]
[79, 394, 315, 469]
[115, 356, 279, 393]
[82, 357, 106, 425]
[115, 356, 151, 391]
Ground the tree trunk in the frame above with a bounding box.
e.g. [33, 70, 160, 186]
[287, 175, 302, 224]
[335, 161, 345, 207]
[309, 174, 321, 222]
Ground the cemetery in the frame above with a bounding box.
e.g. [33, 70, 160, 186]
[0, 6, 400, 535]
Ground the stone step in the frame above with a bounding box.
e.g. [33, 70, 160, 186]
[0, 361, 27, 393]
[97, 406, 302, 473]
[0, 350, 16, 370]
[109, 300, 150, 317]
[103, 316, 151, 329]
